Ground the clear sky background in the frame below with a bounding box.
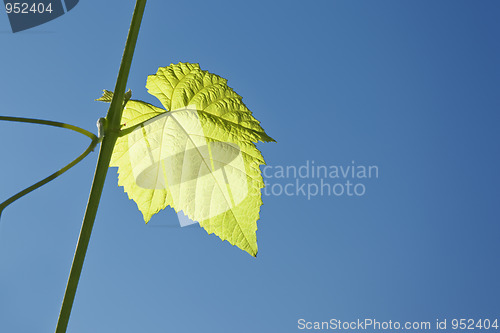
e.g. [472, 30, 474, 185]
[1, 1, 499, 332]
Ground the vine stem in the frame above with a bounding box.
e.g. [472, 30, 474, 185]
[55, 1, 147, 332]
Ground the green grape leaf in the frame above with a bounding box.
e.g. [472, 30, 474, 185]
[101, 62, 274, 256]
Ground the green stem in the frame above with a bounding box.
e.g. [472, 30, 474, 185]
[55, 1, 147, 332]
[0, 116, 98, 217]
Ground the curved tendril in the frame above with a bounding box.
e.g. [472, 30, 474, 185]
[0, 116, 99, 218]
[0, 116, 98, 141]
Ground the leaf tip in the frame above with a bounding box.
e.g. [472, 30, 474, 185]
[96, 89, 132, 104]
[96, 89, 113, 102]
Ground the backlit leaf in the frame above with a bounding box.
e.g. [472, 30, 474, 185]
[99, 63, 274, 256]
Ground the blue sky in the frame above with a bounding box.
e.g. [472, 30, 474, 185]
[1, 1, 499, 332]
